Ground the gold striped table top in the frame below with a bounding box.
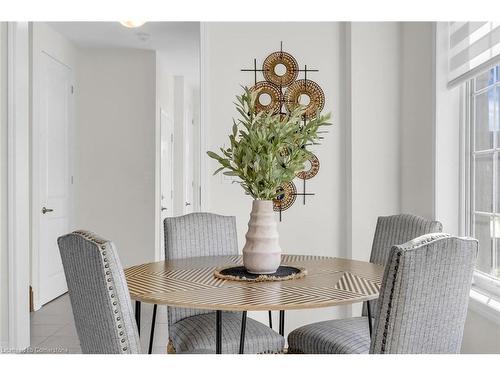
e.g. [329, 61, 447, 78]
[125, 255, 385, 311]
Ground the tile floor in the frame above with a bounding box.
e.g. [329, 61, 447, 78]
[29, 293, 169, 354]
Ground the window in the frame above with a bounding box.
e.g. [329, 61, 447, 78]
[469, 65, 500, 279]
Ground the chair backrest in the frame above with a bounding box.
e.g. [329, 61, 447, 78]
[58, 230, 141, 354]
[164, 212, 238, 325]
[363, 214, 443, 316]
[370, 233, 477, 354]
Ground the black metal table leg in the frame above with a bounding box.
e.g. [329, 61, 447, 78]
[239, 311, 247, 354]
[367, 300, 373, 338]
[279, 310, 285, 336]
[148, 304, 157, 354]
[268, 311, 273, 329]
[216, 310, 222, 354]
[135, 300, 141, 336]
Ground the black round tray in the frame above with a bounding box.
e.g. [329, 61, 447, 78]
[214, 265, 306, 282]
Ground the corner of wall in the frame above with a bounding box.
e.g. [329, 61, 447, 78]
[340, 22, 353, 319]
[433, 22, 461, 235]
[199, 22, 210, 213]
[0, 21, 10, 347]
[399, 22, 435, 220]
[431, 22, 438, 221]
[341, 22, 353, 261]
[398, 22, 404, 214]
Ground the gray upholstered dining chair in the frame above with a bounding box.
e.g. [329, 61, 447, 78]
[287, 213, 442, 354]
[57, 230, 142, 354]
[288, 233, 477, 354]
[163, 212, 285, 354]
[58, 230, 214, 354]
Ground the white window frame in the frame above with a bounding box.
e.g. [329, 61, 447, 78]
[465, 70, 500, 323]
[466, 74, 500, 276]
[469, 272, 500, 325]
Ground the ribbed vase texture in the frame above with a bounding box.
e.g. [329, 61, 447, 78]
[242, 200, 282, 274]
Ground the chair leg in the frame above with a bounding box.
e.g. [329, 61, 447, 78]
[148, 304, 157, 354]
[268, 310, 273, 329]
[239, 311, 247, 354]
[367, 300, 373, 338]
[135, 300, 141, 336]
[216, 310, 222, 354]
[279, 310, 285, 336]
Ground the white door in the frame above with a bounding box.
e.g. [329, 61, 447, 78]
[160, 109, 174, 255]
[37, 52, 71, 306]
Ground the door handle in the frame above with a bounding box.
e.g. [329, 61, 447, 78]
[185, 202, 191, 207]
[42, 207, 54, 214]
[161, 207, 167, 211]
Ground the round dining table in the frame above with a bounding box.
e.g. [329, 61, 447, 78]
[124, 254, 385, 354]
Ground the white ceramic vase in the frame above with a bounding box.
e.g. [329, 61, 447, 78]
[242, 200, 282, 274]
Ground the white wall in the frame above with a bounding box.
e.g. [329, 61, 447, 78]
[74, 48, 157, 267]
[400, 22, 435, 220]
[0, 21, 8, 347]
[156, 46, 199, 92]
[345, 22, 402, 316]
[347, 22, 402, 264]
[203, 22, 403, 334]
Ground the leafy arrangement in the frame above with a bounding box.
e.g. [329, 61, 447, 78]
[207, 87, 331, 200]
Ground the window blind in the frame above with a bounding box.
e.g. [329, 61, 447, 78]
[448, 22, 500, 88]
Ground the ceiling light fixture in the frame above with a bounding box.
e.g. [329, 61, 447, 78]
[120, 21, 146, 28]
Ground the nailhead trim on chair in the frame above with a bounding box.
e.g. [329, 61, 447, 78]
[380, 251, 401, 354]
[72, 230, 131, 353]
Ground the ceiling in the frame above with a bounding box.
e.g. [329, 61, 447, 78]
[48, 22, 200, 87]
[48, 21, 199, 51]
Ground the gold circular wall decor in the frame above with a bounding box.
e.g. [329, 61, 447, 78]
[285, 79, 325, 119]
[263, 51, 299, 87]
[251, 81, 282, 113]
[273, 181, 297, 212]
[296, 153, 320, 180]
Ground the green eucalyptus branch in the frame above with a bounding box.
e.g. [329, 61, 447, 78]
[207, 86, 332, 200]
